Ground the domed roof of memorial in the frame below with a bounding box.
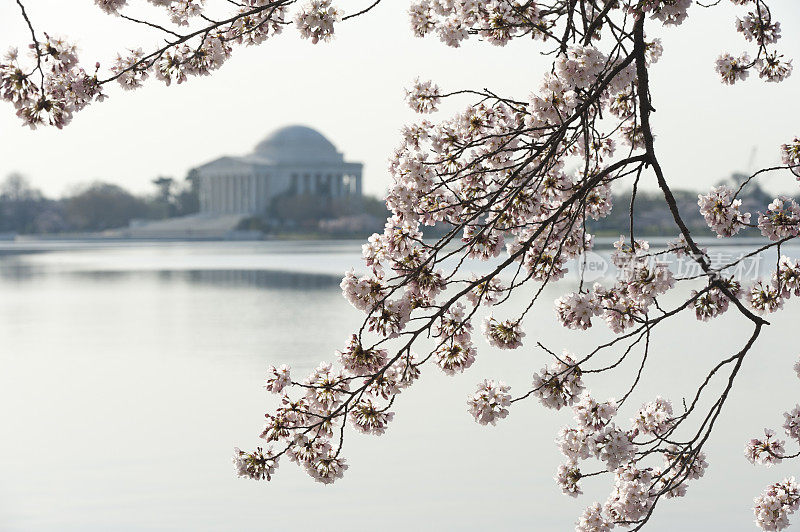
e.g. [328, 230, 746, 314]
[253, 125, 343, 164]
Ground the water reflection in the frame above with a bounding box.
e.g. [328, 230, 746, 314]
[0, 263, 342, 290]
[178, 269, 341, 289]
[0, 241, 799, 532]
[0, 260, 37, 280]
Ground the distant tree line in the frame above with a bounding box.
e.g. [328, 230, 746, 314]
[2, 170, 793, 237]
[237, 193, 391, 235]
[239, 179, 785, 240]
[589, 174, 792, 238]
[0, 171, 199, 234]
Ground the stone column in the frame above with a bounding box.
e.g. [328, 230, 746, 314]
[258, 174, 267, 213]
[246, 175, 251, 212]
[232, 176, 239, 213]
[225, 176, 232, 213]
[199, 176, 207, 212]
[211, 177, 219, 213]
[235, 175, 242, 213]
[234, 176, 239, 213]
[242, 176, 248, 213]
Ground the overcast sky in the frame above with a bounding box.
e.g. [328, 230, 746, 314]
[1, 0, 799, 199]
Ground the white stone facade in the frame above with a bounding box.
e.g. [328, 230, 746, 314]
[194, 125, 363, 215]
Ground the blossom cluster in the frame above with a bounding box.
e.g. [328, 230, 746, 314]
[264, 364, 291, 393]
[467, 379, 511, 425]
[555, 237, 675, 334]
[0, 38, 105, 129]
[631, 396, 674, 436]
[557, 392, 707, 530]
[531, 353, 585, 410]
[747, 357, 800, 530]
[404, 78, 440, 114]
[748, 256, 800, 315]
[758, 197, 800, 241]
[482, 315, 525, 350]
[746, 428, 786, 467]
[638, 0, 692, 26]
[782, 138, 800, 178]
[2, 0, 302, 127]
[692, 277, 741, 321]
[233, 446, 278, 481]
[716, 1, 793, 84]
[698, 185, 752, 238]
[754, 478, 800, 531]
[557, 393, 634, 473]
[407, 0, 549, 47]
[294, 0, 340, 44]
[241, 342, 418, 484]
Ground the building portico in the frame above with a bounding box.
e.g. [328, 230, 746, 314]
[194, 125, 363, 215]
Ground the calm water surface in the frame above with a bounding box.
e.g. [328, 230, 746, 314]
[0, 240, 799, 531]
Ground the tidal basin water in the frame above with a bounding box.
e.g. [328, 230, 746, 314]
[1, 239, 799, 531]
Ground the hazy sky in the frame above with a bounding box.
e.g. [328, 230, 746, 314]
[1, 0, 799, 199]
